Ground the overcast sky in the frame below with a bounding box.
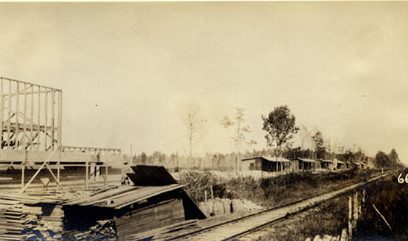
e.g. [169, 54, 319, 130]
[1, 2, 407, 163]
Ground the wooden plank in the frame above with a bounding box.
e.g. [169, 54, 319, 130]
[22, 83, 27, 150]
[30, 84, 34, 151]
[51, 90, 55, 150]
[0, 78, 3, 147]
[66, 185, 137, 206]
[116, 198, 185, 239]
[15, 82, 19, 149]
[36, 86, 40, 151]
[44, 89, 47, 150]
[112, 184, 183, 209]
[57, 91, 62, 148]
[7, 80, 11, 148]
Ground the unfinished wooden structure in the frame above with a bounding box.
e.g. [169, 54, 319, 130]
[0, 77, 122, 192]
[240, 156, 291, 172]
[64, 165, 206, 241]
[0, 77, 62, 151]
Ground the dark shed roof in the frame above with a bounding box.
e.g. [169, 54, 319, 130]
[65, 184, 184, 209]
[320, 159, 334, 163]
[65, 165, 206, 219]
[129, 165, 177, 186]
[241, 156, 290, 163]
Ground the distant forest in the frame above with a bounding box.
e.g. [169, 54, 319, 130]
[126, 105, 402, 171]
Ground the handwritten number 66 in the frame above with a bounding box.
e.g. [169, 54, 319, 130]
[397, 173, 408, 183]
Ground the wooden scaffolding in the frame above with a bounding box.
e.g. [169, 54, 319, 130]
[0, 77, 122, 192]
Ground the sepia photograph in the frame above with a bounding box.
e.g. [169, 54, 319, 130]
[0, 1, 407, 241]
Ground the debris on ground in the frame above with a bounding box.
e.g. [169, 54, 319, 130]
[199, 198, 264, 217]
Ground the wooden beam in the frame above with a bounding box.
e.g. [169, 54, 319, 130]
[1, 89, 56, 98]
[0, 76, 61, 92]
[45, 163, 60, 185]
[23, 83, 27, 150]
[57, 160, 60, 187]
[21, 163, 25, 189]
[20, 145, 60, 192]
[15, 82, 19, 149]
[37, 86, 40, 151]
[58, 91, 62, 148]
[0, 78, 3, 148]
[44, 89, 47, 151]
[51, 90, 55, 150]
[7, 80, 11, 148]
[21, 161, 47, 193]
[30, 84, 34, 151]
[85, 161, 89, 188]
[104, 165, 108, 186]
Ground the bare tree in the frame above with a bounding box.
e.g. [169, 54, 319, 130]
[182, 102, 207, 158]
[298, 125, 312, 149]
[222, 107, 256, 172]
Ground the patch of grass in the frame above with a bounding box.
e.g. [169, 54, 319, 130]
[227, 169, 379, 207]
[253, 197, 348, 241]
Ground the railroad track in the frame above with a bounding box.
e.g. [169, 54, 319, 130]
[167, 172, 393, 241]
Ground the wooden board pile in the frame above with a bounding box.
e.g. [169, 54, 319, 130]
[0, 194, 64, 241]
[63, 219, 116, 241]
[30, 204, 64, 240]
[0, 198, 27, 240]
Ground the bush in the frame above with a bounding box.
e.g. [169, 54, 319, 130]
[179, 171, 220, 202]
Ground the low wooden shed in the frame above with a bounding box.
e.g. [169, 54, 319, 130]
[320, 159, 335, 170]
[64, 165, 206, 240]
[291, 158, 316, 171]
[335, 160, 347, 170]
[240, 156, 290, 172]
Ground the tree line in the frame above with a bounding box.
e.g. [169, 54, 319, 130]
[128, 104, 403, 170]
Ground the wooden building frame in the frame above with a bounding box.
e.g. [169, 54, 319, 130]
[0, 77, 122, 192]
[0, 77, 62, 151]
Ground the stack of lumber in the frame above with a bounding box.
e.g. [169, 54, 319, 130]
[0, 198, 27, 240]
[0, 193, 64, 241]
[33, 204, 64, 240]
[124, 219, 199, 241]
[64, 219, 116, 241]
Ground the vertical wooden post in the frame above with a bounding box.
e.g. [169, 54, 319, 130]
[0, 78, 3, 148]
[348, 195, 353, 238]
[210, 185, 214, 200]
[51, 90, 55, 150]
[7, 80, 11, 148]
[30, 84, 34, 150]
[58, 91, 62, 147]
[44, 90, 48, 151]
[57, 158, 60, 189]
[104, 165, 108, 186]
[15, 82, 19, 148]
[23, 83, 27, 150]
[204, 190, 207, 202]
[85, 161, 89, 188]
[21, 161, 25, 190]
[37, 86, 41, 150]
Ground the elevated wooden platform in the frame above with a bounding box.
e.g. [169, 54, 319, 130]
[0, 77, 123, 193]
[0, 149, 122, 166]
[0, 146, 123, 192]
